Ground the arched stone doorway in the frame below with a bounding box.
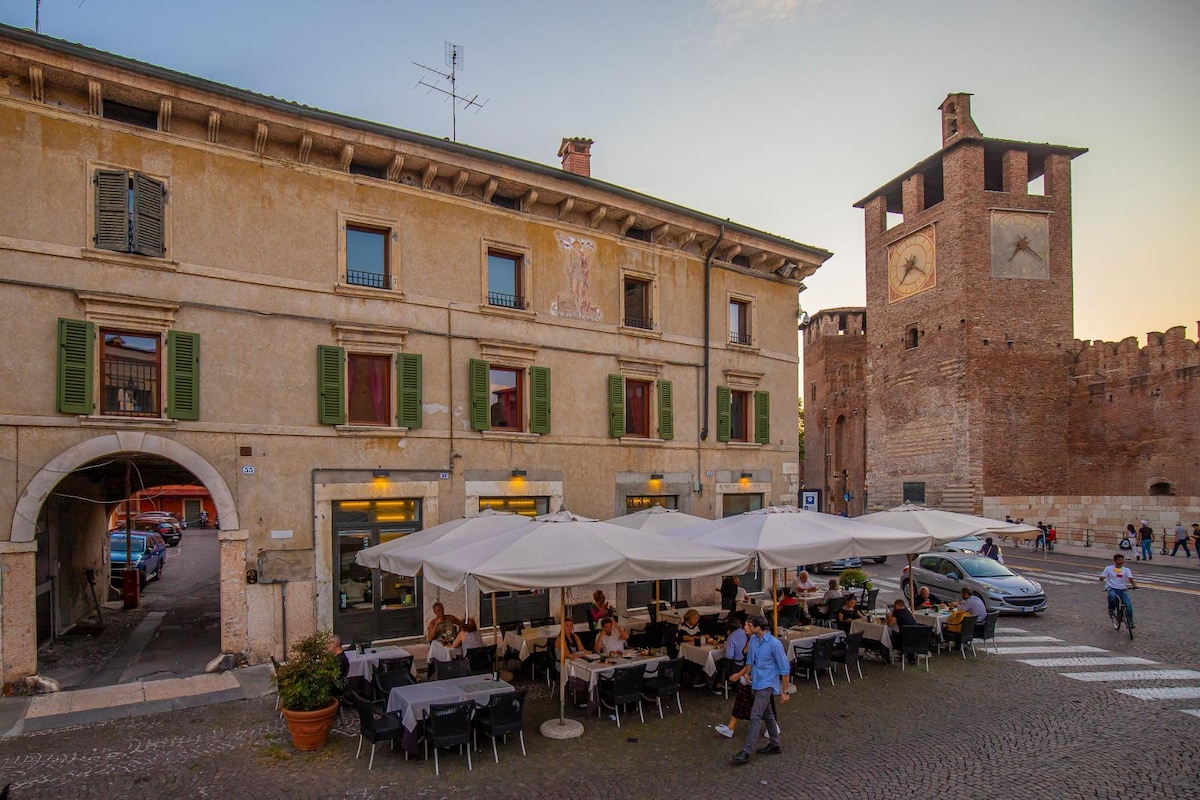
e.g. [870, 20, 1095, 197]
[4, 433, 242, 684]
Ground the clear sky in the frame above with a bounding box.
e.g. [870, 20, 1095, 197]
[4, 0, 1197, 347]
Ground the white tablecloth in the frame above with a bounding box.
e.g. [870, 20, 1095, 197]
[345, 645, 411, 682]
[735, 599, 775, 616]
[565, 653, 668, 693]
[385, 675, 515, 731]
[782, 626, 844, 661]
[659, 605, 726, 626]
[427, 641, 462, 663]
[850, 619, 892, 650]
[913, 610, 951, 637]
[504, 625, 560, 661]
[680, 642, 726, 677]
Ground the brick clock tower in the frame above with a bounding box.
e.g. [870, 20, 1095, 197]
[854, 94, 1087, 512]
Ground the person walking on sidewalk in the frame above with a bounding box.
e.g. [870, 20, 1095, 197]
[1137, 521, 1154, 562]
[1193, 523, 1200, 564]
[1171, 522, 1192, 558]
[728, 615, 790, 766]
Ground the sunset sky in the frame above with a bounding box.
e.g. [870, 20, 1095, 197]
[5, 0, 1197, 347]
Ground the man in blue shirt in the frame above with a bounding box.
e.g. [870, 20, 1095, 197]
[728, 615, 790, 765]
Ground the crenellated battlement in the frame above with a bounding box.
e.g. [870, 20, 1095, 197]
[803, 307, 867, 345]
[1069, 322, 1200, 385]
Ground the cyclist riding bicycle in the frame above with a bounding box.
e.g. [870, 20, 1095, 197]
[1099, 553, 1137, 628]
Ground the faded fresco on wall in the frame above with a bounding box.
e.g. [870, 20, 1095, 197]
[551, 232, 602, 322]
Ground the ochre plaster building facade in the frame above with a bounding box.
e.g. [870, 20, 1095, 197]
[803, 94, 1199, 544]
[0, 26, 831, 683]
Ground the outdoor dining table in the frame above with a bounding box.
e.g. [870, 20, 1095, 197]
[659, 604, 726, 626]
[345, 645, 411, 682]
[679, 641, 726, 677]
[735, 598, 775, 615]
[504, 624, 560, 661]
[913, 609, 952, 637]
[851, 617, 893, 651]
[781, 625, 845, 660]
[565, 651, 668, 694]
[426, 640, 461, 664]
[385, 674, 516, 755]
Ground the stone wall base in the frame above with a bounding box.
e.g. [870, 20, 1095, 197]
[985, 495, 1200, 550]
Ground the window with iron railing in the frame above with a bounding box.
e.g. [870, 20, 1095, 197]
[346, 224, 390, 289]
[487, 251, 525, 309]
[101, 331, 160, 417]
[729, 298, 752, 345]
[623, 277, 652, 329]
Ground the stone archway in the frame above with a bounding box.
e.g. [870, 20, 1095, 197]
[11, 431, 239, 543]
[3, 433, 242, 683]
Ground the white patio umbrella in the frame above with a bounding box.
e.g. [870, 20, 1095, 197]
[604, 507, 713, 611]
[415, 508, 754, 736]
[663, 505, 939, 629]
[355, 509, 532, 647]
[855, 503, 1041, 604]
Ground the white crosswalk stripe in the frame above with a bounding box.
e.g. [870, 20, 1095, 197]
[992, 645, 1108, 655]
[1059, 670, 1200, 682]
[1116, 687, 1200, 701]
[1017, 656, 1158, 668]
[1027, 571, 1095, 585]
[991, 635, 1062, 643]
[995, 627, 1030, 634]
[1182, 710, 1200, 718]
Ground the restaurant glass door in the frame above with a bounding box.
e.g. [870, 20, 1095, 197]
[333, 499, 422, 643]
[723, 492, 764, 593]
[623, 495, 678, 608]
[478, 495, 550, 626]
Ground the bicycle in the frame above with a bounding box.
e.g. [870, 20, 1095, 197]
[1107, 589, 1135, 640]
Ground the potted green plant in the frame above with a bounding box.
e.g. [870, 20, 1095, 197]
[838, 568, 871, 592]
[273, 629, 345, 751]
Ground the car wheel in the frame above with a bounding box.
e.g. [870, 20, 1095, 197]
[139, 569, 148, 589]
[873, 556, 888, 564]
[155, 560, 164, 580]
[900, 578, 911, 594]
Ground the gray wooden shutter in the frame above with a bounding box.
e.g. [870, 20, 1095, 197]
[167, 330, 200, 420]
[469, 358, 490, 431]
[94, 169, 130, 252]
[317, 345, 346, 425]
[57, 318, 94, 414]
[754, 390, 770, 444]
[397, 352, 422, 429]
[530, 365, 551, 434]
[131, 173, 166, 257]
[716, 385, 731, 443]
[657, 379, 673, 441]
[608, 374, 625, 438]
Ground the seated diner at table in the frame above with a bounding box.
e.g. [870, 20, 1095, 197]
[836, 594, 864, 624]
[450, 617, 485, 651]
[776, 589, 811, 625]
[679, 609, 706, 645]
[594, 617, 629, 654]
[791, 570, 819, 593]
[886, 599, 919, 664]
[426, 602, 461, 643]
[954, 587, 988, 623]
[913, 586, 939, 609]
[556, 618, 590, 659]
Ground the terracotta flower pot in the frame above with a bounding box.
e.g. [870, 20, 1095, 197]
[281, 700, 339, 751]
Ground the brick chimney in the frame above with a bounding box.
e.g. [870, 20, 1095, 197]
[558, 137, 594, 177]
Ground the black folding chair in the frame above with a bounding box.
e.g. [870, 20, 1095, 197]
[792, 636, 837, 690]
[466, 645, 496, 676]
[597, 664, 646, 728]
[899, 625, 934, 671]
[641, 658, 684, 718]
[434, 658, 471, 680]
[831, 631, 865, 680]
[473, 689, 528, 762]
[946, 615, 978, 658]
[423, 701, 475, 776]
[349, 690, 402, 771]
[978, 613, 999, 655]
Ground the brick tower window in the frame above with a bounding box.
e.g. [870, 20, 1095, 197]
[905, 325, 919, 350]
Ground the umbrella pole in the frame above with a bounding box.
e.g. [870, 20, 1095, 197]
[492, 592, 499, 649]
[772, 570, 778, 633]
[559, 586, 567, 724]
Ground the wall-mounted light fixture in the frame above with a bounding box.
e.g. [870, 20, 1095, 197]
[650, 472, 664, 481]
[740, 471, 753, 480]
[511, 469, 527, 478]
[372, 469, 391, 478]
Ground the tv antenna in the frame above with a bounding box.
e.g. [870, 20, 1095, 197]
[413, 41, 487, 142]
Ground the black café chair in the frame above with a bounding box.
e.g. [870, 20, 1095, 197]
[529, 617, 555, 628]
[830, 631, 865, 681]
[466, 645, 496, 676]
[597, 664, 646, 728]
[978, 613, 999, 654]
[792, 636, 837, 690]
[672, 599, 689, 609]
[423, 701, 475, 776]
[641, 658, 684, 718]
[373, 667, 415, 711]
[860, 588, 880, 613]
[349, 690, 402, 771]
[814, 596, 844, 627]
[435, 658, 471, 680]
[899, 625, 934, 672]
[946, 615, 978, 658]
[698, 613, 723, 638]
[473, 689, 528, 763]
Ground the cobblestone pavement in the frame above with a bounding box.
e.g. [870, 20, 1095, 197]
[0, 555, 1196, 799]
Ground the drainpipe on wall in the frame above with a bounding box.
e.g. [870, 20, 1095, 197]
[700, 225, 725, 442]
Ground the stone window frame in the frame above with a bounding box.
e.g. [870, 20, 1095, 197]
[84, 161, 175, 269]
[336, 210, 402, 296]
[481, 239, 534, 318]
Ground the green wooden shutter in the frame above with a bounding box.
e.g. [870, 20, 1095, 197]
[607, 374, 625, 438]
[131, 173, 166, 257]
[657, 379, 674, 441]
[469, 358, 490, 431]
[716, 385, 731, 443]
[754, 390, 771, 444]
[167, 330, 200, 420]
[94, 169, 130, 252]
[397, 352, 423, 429]
[530, 365, 551, 434]
[57, 318, 94, 414]
[317, 345, 346, 425]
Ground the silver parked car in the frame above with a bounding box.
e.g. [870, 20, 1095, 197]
[901, 552, 1046, 614]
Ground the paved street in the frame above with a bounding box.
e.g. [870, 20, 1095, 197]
[1, 550, 1197, 798]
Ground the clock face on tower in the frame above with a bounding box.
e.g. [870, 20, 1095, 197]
[991, 210, 1050, 280]
[887, 226, 936, 302]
